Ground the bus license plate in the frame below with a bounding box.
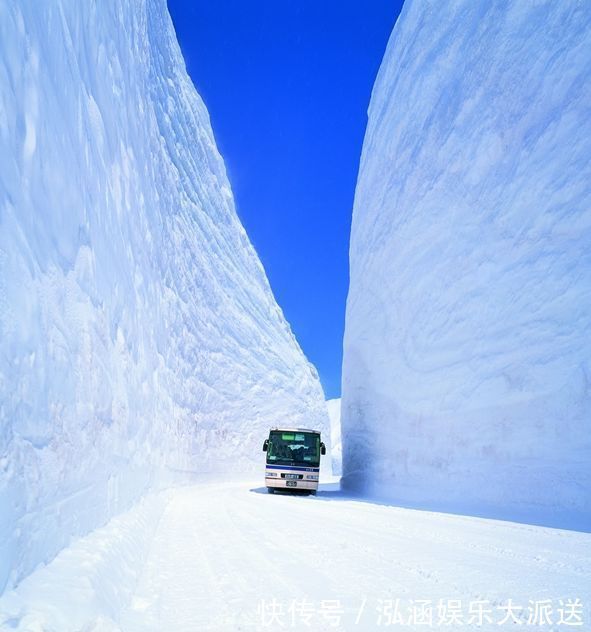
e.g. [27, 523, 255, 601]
[286, 481, 297, 487]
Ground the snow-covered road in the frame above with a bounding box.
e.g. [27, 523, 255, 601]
[1, 479, 589, 631]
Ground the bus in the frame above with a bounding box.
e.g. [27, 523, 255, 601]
[262, 427, 326, 494]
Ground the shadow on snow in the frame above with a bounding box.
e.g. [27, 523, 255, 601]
[250, 480, 590, 534]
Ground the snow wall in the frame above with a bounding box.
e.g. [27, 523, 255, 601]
[0, 0, 328, 593]
[342, 1, 591, 524]
[326, 398, 342, 476]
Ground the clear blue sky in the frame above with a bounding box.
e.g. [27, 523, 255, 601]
[167, 0, 404, 399]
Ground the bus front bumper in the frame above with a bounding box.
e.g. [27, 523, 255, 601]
[265, 474, 319, 491]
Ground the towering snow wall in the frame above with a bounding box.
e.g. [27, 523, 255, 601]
[0, 0, 328, 592]
[342, 1, 591, 523]
[326, 398, 342, 475]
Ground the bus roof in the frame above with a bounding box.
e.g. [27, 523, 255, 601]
[270, 427, 321, 434]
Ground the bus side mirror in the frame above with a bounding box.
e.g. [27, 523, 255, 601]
[320, 442, 326, 455]
[263, 439, 269, 452]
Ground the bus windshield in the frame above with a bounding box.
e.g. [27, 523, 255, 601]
[266, 431, 320, 467]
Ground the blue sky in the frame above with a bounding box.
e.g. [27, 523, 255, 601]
[167, 0, 404, 399]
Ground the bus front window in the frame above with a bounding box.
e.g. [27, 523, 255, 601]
[267, 431, 320, 467]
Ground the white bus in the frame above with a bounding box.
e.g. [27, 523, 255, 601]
[262, 427, 326, 494]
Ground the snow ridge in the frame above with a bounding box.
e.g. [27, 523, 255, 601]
[326, 398, 342, 475]
[342, 1, 591, 523]
[0, 0, 328, 593]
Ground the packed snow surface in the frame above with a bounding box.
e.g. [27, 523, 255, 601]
[0, 0, 328, 594]
[326, 398, 342, 475]
[0, 480, 589, 631]
[342, 0, 591, 522]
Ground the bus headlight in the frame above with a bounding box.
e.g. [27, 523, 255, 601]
[266, 472, 277, 477]
[306, 475, 318, 480]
